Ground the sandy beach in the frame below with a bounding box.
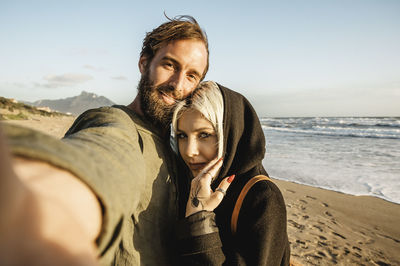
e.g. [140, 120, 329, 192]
[2, 116, 399, 265]
[275, 179, 400, 266]
[1, 114, 75, 139]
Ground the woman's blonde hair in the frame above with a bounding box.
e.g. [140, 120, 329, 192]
[172, 81, 224, 158]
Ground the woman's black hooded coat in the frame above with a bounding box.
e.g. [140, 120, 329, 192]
[176, 84, 290, 265]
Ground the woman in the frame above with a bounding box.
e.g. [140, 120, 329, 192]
[172, 81, 290, 265]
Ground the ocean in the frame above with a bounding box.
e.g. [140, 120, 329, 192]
[261, 117, 400, 204]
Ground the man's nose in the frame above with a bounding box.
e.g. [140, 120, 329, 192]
[169, 72, 191, 97]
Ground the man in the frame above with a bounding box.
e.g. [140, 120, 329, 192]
[0, 15, 208, 265]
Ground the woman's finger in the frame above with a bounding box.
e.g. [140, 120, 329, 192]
[200, 157, 222, 175]
[201, 157, 223, 181]
[193, 157, 223, 187]
[204, 174, 235, 211]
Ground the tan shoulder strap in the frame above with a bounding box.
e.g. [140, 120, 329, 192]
[231, 175, 271, 235]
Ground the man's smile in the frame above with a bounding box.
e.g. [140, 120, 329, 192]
[159, 90, 178, 105]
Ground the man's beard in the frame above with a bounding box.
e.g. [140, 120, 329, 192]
[138, 70, 182, 130]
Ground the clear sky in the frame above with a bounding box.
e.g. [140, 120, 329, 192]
[1, 0, 399, 117]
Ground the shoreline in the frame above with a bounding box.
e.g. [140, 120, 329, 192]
[273, 177, 400, 206]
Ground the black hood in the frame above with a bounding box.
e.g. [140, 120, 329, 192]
[213, 83, 268, 188]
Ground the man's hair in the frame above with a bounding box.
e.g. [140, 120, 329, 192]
[172, 81, 224, 158]
[140, 15, 209, 79]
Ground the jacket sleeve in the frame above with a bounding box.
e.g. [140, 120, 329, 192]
[176, 211, 226, 265]
[3, 107, 146, 263]
[227, 180, 290, 266]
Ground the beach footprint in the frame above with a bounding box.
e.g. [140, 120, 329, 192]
[376, 232, 400, 244]
[313, 225, 324, 232]
[331, 231, 346, 240]
[288, 219, 306, 230]
[343, 247, 350, 255]
[373, 261, 391, 266]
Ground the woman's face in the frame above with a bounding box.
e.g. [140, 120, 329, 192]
[177, 109, 218, 177]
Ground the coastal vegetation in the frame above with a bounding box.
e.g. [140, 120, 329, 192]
[0, 96, 70, 120]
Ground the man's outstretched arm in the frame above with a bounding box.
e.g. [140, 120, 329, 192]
[0, 128, 101, 266]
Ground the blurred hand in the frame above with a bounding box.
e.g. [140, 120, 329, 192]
[0, 127, 100, 266]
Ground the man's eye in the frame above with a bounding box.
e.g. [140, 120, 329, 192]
[164, 62, 174, 69]
[187, 74, 197, 81]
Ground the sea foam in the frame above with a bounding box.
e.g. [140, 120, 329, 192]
[262, 117, 400, 204]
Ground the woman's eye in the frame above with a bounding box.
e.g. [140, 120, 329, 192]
[199, 132, 211, 139]
[176, 133, 186, 139]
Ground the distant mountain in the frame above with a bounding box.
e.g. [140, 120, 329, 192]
[30, 91, 115, 116]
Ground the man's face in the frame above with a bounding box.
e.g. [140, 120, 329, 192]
[138, 39, 208, 129]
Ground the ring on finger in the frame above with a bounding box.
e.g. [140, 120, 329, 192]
[216, 188, 226, 196]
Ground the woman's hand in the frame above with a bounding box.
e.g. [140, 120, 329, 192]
[186, 157, 235, 217]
